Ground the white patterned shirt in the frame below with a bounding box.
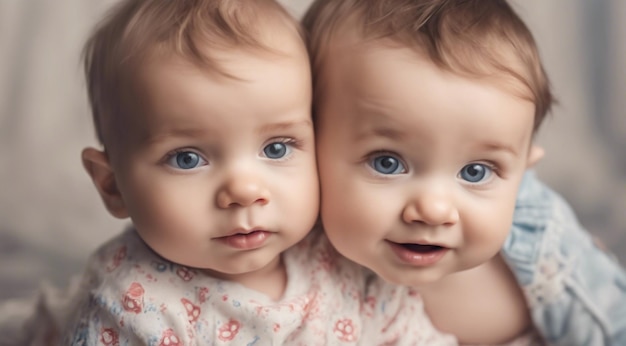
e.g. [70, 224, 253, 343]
[63, 227, 457, 346]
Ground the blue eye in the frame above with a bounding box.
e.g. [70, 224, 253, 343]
[166, 151, 207, 170]
[263, 142, 289, 159]
[459, 164, 492, 183]
[370, 155, 406, 175]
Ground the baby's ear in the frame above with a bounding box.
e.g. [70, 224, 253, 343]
[526, 145, 545, 168]
[81, 148, 129, 219]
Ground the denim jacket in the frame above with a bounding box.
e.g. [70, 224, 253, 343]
[503, 172, 626, 345]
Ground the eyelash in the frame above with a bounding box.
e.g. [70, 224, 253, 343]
[162, 148, 208, 171]
[164, 147, 202, 158]
[269, 137, 303, 149]
[458, 161, 502, 185]
[473, 161, 500, 175]
[363, 150, 408, 176]
[265, 137, 303, 159]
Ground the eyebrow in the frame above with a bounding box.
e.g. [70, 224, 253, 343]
[353, 122, 521, 159]
[259, 119, 313, 134]
[353, 108, 409, 142]
[143, 127, 214, 145]
[144, 119, 313, 145]
[355, 125, 408, 142]
[475, 141, 520, 157]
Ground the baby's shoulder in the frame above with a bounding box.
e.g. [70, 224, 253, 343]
[85, 228, 163, 280]
[65, 229, 222, 344]
[79, 228, 213, 305]
[506, 172, 626, 344]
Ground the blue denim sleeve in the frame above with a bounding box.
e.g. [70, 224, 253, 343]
[502, 171, 626, 346]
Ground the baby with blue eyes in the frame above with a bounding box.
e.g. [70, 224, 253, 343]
[61, 0, 458, 345]
[55, 0, 625, 344]
[304, 0, 626, 345]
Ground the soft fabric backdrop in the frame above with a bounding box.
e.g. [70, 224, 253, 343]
[1, 0, 624, 301]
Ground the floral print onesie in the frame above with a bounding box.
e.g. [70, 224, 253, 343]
[63, 227, 456, 345]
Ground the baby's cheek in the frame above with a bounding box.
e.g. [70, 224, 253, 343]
[464, 200, 514, 247]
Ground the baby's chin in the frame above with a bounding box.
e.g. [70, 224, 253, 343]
[366, 261, 463, 288]
[379, 271, 446, 288]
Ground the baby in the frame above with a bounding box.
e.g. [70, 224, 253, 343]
[62, 0, 455, 344]
[303, 0, 626, 345]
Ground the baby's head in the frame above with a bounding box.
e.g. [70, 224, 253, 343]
[303, 0, 553, 286]
[82, 0, 318, 280]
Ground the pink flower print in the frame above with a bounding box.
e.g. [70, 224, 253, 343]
[106, 246, 127, 272]
[176, 266, 195, 282]
[181, 298, 201, 323]
[100, 328, 119, 346]
[218, 319, 241, 341]
[159, 328, 181, 346]
[122, 282, 144, 313]
[197, 287, 209, 303]
[302, 292, 321, 320]
[362, 296, 376, 317]
[273, 323, 280, 333]
[334, 318, 357, 342]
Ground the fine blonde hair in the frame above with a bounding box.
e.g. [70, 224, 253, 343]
[302, 0, 554, 131]
[83, 0, 301, 149]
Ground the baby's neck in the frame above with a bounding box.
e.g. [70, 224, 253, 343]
[418, 256, 509, 293]
[248, 258, 288, 301]
[213, 255, 288, 301]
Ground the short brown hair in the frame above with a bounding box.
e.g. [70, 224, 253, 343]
[83, 0, 301, 148]
[302, 0, 554, 132]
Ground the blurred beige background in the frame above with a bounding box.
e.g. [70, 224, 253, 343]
[0, 0, 624, 301]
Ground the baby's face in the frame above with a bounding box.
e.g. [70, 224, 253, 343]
[108, 39, 318, 279]
[315, 39, 535, 287]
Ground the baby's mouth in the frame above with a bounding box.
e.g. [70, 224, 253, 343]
[218, 230, 271, 250]
[387, 241, 449, 266]
[399, 243, 446, 253]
